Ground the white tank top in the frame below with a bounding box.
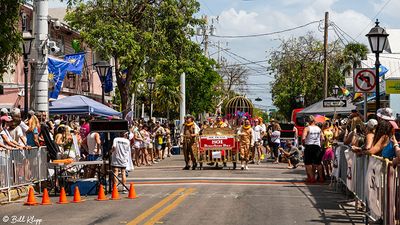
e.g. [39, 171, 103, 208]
[305, 125, 321, 146]
[87, 132, 101, 155]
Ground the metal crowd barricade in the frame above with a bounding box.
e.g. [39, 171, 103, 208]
[333, 144, 400, 224]
[0, 147, 48, 202]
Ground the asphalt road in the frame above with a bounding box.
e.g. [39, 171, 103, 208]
[1, 155, 365, 225]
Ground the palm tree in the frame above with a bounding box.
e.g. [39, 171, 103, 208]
[342, 43, 369, 76]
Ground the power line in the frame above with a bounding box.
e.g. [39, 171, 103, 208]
[354, 0, 393, 40]
[211, 20, 323, 38]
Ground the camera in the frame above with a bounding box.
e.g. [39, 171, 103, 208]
[53, 20, 61, 30]
[48, 41, 60, 54]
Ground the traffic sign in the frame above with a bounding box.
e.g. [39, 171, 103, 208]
[354, 68, 376, 93]
[323, 99, 347, 107]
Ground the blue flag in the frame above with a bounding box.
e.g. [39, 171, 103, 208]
[104, 67, 113, 93]
[48, 57, 70, 99]
[64, 52, 85, 75]
[379, 65, 388, 77]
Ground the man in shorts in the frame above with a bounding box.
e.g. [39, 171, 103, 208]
[111, 132, 131, 192]
[279, 140, 300, 169]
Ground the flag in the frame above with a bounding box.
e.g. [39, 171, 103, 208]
[341, 87, 351, 97]
[353, 92, 363, 100]
[379, 65, 388, 77]
[48, 57, 70, 99]
[64, 52, 85, 75]
[104, 67, 113, 93]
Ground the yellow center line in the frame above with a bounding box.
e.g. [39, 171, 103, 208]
[143, 188, 196, 225]
[127, 188, 186, 225]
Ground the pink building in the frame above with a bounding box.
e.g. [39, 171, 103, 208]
[0, 5, 112, 111]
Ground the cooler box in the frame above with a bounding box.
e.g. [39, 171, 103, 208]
[171, 146, 181, 155]
[68, 178, 98, 196]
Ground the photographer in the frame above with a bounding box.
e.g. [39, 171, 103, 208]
[279, 140, 300, 169]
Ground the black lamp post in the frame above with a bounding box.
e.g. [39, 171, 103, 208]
[146, 77, 155, 119]
[21, 30, 34, 119]
[95, 61, 111, 104]
[366, 19, 389, 112]
[333, 85, 339, 98]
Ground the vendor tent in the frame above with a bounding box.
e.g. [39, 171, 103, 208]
[297, 97, 356, 117]
[49, 95, 121, 117]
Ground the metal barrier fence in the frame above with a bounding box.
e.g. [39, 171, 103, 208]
[333, 144, 400, 224]
[0, 147, 48, 201]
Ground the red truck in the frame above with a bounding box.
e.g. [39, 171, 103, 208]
[291, 108, 305, 137]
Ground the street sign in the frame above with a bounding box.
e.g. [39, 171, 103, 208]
[385, 78, 400, 94]
[323, 99, 347, 107]
[354, 68, 376, 93]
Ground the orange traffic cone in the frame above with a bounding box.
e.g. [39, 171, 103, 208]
[110, 183, 120, 200]
[57, 187, 69, 204]
[72, 186, 84, 203]
[41, 188, 52, 205]
[24, 186, 38, 206]
[127, 182, 137, 199]
[96, 184, 108, 201]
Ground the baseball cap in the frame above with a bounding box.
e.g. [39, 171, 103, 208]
[366, 119, 378, 130]
[1, 108, 8, 114]
[1, 115, 13, 122]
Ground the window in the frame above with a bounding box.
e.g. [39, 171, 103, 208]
[64, 72, 76, 89]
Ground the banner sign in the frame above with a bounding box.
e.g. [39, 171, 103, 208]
[199, 136, 235, 149]
[385, 79, 400, 94]
[366, 156, 383, 220]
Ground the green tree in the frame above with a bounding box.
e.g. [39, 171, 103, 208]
[0, 1, 23, 80]
[66, 0, 218, 117]
[342, 42, 369, 76]
[269, 33, 346, 119]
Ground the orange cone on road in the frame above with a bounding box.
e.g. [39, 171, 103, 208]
[41, 188, 52, 205]
[24, 186, 38, 206]
[72, 186, 84, 203]
[127, 182, 137, 199]
[110, 183, 120, 200]
[57, 187, 69, 204]
[96, 184, 108, 201]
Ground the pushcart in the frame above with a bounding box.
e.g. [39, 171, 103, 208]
[196, 127, 239, 170]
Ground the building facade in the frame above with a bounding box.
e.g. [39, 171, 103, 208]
[0, 5, 113, 111]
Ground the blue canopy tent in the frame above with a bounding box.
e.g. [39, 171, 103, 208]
[49, 95, 122, 117]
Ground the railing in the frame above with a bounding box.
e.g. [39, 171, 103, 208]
[0, 147, 48, 202]
[333, 144, 400, 224]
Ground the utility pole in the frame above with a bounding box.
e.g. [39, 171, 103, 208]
[203, 15, 209, 57]
[32, 0, 49, 115]
[323, 11, 329, 99]
[180, 72, 186, 125]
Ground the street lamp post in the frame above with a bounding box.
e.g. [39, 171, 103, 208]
[333, 85, 340, 119]
[95, 61, 111, 104]
[146, 77, 155, 120]
[366, 19, 389, 113]
[21, 30, 34, 119]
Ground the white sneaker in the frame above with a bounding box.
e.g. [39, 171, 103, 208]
[241, 165, 244, 170]
[245, 166, 249, 170]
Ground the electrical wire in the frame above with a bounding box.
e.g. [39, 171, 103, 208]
[211, 20, 323, 38]
[354, 0, 393, 40]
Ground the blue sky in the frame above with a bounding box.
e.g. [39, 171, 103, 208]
[49, 0, 400, 110]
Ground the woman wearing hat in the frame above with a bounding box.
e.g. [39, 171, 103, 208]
[366, 108, 399, 160]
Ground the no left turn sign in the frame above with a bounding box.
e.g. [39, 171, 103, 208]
[354, 68, 376, 93]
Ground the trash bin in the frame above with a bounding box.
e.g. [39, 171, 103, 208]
[171, 146, 180, 155]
